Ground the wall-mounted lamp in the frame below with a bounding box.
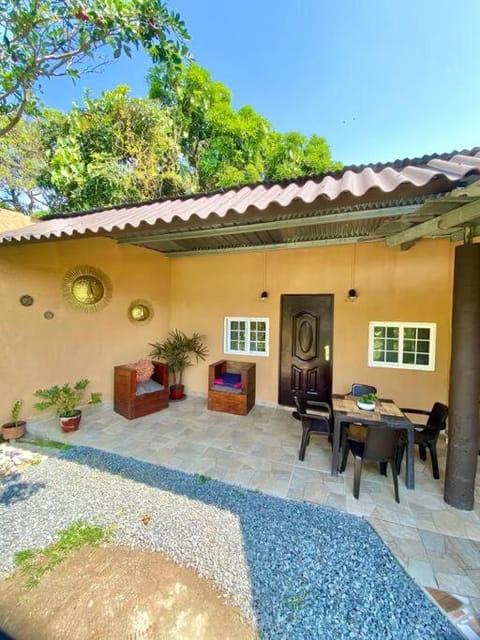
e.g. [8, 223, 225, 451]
[261, 291, 269, 300]
[348, 288, 358, 300]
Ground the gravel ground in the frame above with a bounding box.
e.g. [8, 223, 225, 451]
[0, 444, 462, 640]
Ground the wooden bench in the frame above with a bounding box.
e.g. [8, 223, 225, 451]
[114, 361, 169, 420]
[207, 360, 256, 416]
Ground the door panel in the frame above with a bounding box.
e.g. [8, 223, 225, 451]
[279, 294, 334, 406]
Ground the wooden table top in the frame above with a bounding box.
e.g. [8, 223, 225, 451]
[332, 396, 406, 423]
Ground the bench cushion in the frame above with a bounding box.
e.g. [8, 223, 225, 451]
[136, 380, 165, 396]
[211, 384, 242, 394]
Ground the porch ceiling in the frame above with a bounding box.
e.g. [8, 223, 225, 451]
[1, 149, 480, 255]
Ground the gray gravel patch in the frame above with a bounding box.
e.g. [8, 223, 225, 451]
[0, 444, 462, 640]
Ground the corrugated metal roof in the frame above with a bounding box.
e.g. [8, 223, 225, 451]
[1, 149, 480, 254]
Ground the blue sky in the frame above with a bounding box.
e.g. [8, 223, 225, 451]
[39, 0, 480, 166]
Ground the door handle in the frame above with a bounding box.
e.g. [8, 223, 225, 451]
[324, 345, 330, 361]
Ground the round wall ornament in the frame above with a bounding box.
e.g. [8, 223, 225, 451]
[63, 266, 112, 313]
[19, 294, 34, 306]
[128, 299, 153, 324]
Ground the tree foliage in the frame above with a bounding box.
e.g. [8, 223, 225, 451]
[0, 0, 189, 137]
[0, 117, 47, 213]
[38, 86, 184, 212]
[2, 62, 342, 214]
[148, 62, 342, 192]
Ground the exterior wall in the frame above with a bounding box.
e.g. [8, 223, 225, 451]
[0, 237, 170, 417]
[0, 235, 453, 419]
[169, 240, 454, 409]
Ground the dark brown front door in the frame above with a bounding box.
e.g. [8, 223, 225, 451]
[279, 294, 334, 406]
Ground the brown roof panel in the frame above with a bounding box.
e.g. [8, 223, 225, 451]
[1, 148, 479, 247]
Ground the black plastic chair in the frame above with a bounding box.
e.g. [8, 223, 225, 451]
[397, 402, 448, 479]
[292, 391, 333, 461]
[340, 426, 403, 503]
[340, 383, 378, 459]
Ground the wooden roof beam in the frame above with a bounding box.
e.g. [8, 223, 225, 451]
[386, 199, 480, 246]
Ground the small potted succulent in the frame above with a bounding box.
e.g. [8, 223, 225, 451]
[34, 379, 101, 432]
[2, 400, 26, 440]
[357, 392, 377, 411]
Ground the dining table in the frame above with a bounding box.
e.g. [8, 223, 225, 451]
[331, 394, 415, 489]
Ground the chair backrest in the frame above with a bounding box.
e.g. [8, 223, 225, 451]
[364, 427, 402, 462]
[426, 402, 448, 431]
[293, 391, 307, 415]
[351, 383, 377, 397]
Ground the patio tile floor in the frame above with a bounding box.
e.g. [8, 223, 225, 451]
[25, 396, 480, 639]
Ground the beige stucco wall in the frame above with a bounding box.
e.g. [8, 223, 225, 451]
[0, 237, 170, 417]
[0, 235, 453, 419]
[169, 240, 454, 409]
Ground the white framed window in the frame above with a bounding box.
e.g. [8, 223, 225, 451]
[368, 322, 436, 371]
[224, 317, 269, 356]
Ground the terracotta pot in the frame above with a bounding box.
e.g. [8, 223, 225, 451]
[169, 384, 185, 401]
[59, 410, 82, 432]
[2, 420, 26, 440]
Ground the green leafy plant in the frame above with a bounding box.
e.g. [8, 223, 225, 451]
[10, 400, 24, 426]
[14, 521, 111, 588]
[149, 329, 208, 386]
[33, 379, 100, 417]
[359, 392, 377, 404]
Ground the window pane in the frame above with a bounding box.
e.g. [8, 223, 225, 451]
[416, 353, 429, 365]
[386, 327, 399, 338]
[373, 349, 385, 361]
[404, 327, 416, 339]
[386, 351, 398, 362]
[403, 339, 415, 352]
[374, 326, 386, 338]
[417, 340, 430, 353]
[402, 352, 415, 364]
[386, 339, 398, 351]
[417, 328, 430, 340]
[230, 339, 238, 350]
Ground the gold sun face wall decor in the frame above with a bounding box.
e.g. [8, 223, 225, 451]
[128, 299, 154, 324]
[63, 266, 112, 313]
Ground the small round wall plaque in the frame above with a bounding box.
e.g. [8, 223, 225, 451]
[19, 294, 34, 306]
[44, 310, 54, 320]
[63, 266, 112, 313]
[128, 299, 153, 324]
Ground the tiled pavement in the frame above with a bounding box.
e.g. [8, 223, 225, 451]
[25, 397, 480, 639]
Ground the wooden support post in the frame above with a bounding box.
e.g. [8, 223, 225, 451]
[444, 243, 480, 510]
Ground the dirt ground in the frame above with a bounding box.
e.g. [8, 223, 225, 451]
[0, 546, 258, 640]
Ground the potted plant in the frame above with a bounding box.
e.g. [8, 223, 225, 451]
[2, 400, 26, 440]
[34, 379, 101, 432]
[149, 330, 208, 400]
[357, 392, 377, 411]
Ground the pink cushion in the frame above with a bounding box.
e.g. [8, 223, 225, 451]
[233, 382, 242, 388]
[214, 378, 224, 384]
[127, 359, 154, 383]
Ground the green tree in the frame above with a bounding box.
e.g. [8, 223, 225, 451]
[0, 0, 189, 137]
[0, 117, 48, 213]
[148, 62, 341, 191]
[38, 86, 184, 212]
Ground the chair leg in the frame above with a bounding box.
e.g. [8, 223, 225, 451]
[396, 443, 405, 474]
[299, 428, 309, 461]
[419, 443, 427, 461]
[390, 460, 400, 503]
[353, 455, 362, 499]
[427, 441, 440, 480]
[340, 439, 350, 472]
[379, 462, 387, 476]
